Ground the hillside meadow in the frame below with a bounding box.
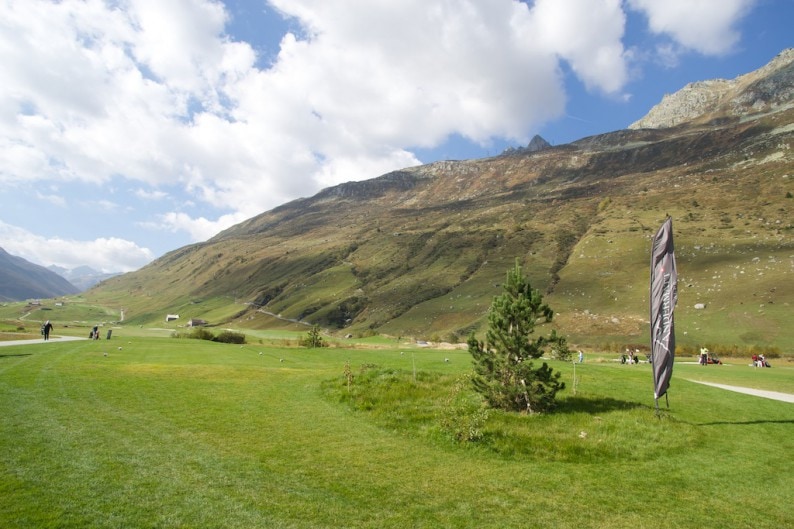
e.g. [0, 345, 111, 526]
[75, 100, 793, 349]
[1, 328, 792, 529]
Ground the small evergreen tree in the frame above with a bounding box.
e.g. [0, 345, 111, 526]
[301, 324, 328, 348]
[468, 260, 566, 413]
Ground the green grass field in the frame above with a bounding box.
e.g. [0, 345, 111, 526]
[1, 332, 792, 528]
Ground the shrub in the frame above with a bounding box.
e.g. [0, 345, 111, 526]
[171, 327, 245, 344]
[299, 325, 328, 348]
[440, 374, 489, 443]
[548, 330, 572, 361]
[171, 327, 214, 341]
[445, 332, 460, 344]
[214, 330, 246, 344]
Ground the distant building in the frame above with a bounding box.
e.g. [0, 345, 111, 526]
[187, 318, 207, 327]
[166, 314, 179, 322]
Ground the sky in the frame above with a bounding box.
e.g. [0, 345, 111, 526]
[1, 0, 792, 274]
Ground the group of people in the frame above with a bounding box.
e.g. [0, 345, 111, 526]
[698, 347, 722, 365]
[621, 348, 641, 364]
[752, 354, 770, 368]
[40, 321, 104, 341]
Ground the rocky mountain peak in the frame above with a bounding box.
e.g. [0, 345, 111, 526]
[526, 134, 552, 152]
[500, 134, 551, 156]
[630, 48, 794, 130]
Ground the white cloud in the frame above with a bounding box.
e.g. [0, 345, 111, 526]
[93, 199, 121, 212]
[5, 0, 761, 272]
[528, 0, 628, 94]
[35, 192, 66, 207]
[146, 211, 250, 243]
[0, 1, 631, 217]
[0, 221, 153, 273]
[628, 0, 756, 56]
[134, 188, 168, 201]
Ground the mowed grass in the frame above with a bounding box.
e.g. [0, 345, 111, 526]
[1, 336, 792, 528]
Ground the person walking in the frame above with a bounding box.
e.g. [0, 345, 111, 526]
[42, 320, 53, 340]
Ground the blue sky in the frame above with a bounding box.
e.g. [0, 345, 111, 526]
[0, 0, 791, 273]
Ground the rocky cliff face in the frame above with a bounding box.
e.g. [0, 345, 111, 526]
[630, 48, 794, 129]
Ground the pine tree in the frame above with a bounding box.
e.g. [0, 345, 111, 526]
[468, 260, 566, 413]
[301, 324, 328, 348]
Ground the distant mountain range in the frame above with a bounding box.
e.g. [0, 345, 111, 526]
[87, 49, 794, 347]
[0, 248, 121, 301]
[46, 265, 120, 291]
[0, 248, 80, 301]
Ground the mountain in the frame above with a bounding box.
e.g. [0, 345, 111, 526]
[501, 134, 552, 155]
[48, 265, 120, 291]
[88, 50, 793, 347]
[0, 248, 80, 302]
[630, 48, 794, 129]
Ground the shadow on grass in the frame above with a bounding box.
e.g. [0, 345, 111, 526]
[556, 396, 646, 414]
[0, 353, 32, 359]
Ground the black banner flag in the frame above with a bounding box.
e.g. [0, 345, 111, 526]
[650, 217, 677, 403]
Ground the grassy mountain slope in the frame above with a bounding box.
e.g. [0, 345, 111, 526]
[88, 52, 794, 350]
[0, 247, 80, 301]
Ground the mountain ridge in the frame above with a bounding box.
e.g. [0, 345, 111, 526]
[47, 265, 121, 291]
[0, 248, 80, 301]
[630, 48, 793, 129]
[87, 50, 793, 347]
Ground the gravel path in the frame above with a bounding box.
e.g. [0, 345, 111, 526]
[687, 380, 794, 403]
[0, 336, 87, 347]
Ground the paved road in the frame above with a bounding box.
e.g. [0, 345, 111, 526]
[687, 380, 794, 403]
[0, 336, 87, 347]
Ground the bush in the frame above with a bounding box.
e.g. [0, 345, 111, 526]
[440, 374, 489, 443]
[299, 325, 328, 348]
[171, 327, 246, 344]
[172, 327, 214, 341]
[548, 330, 572, 362]
[445, 332, 460, 344]
[214, 330, 246, 344]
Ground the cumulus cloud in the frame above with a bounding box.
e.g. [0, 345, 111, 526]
[0, 221, 153, 273]
[0, 0, 763, 271]
[141, 210, 250, 243]
[0, 1, 627, 212]
[528, 0, 628, 94]
[628, 0, 756, 56]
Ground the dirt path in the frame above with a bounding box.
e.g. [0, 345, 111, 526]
[687, 380, 794, 403]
